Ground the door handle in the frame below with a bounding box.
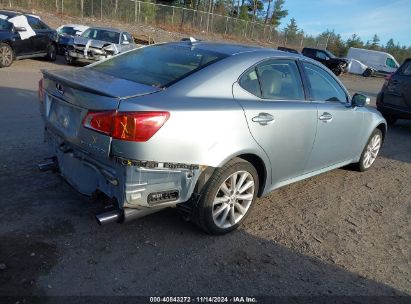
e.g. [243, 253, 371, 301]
[252, 113, 274, 125]
[319, 112, 333, 122]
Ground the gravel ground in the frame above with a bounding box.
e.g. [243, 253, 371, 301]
[0, 44, 410, 300]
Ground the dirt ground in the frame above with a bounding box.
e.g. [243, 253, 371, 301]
[0, 54, 410, 300]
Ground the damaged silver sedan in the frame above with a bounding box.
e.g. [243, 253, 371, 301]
[39, 41, 386, 234]
[65, 27, 136, 64]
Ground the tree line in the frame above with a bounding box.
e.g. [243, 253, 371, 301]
[165, 0, 410, 63]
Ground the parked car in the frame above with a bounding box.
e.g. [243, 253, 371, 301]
[277, 46, 299, 54]
[65, 27, 137, 64]
[0, 10, 57, 67]
[347, 47, 399, 77]
[56, 24, 89, 55]
[376, 58, 411, 125]
[38, 42, 386, 234]
[302, 47, 349, 76]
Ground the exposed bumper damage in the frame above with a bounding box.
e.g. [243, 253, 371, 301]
[68, 42, 118, 62]
[43, 128, 205, 224]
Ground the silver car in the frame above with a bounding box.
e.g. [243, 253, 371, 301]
[39, 41, 386, 234]
[65, 27, 136, 64]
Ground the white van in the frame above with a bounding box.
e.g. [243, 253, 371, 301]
[347, 47, 399, 76]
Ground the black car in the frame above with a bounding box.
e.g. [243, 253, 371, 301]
[277, 46, 300, 54]
[376, 58, 411, 125]
[0, 10, 57, 68]
[302, 47, 348, 76]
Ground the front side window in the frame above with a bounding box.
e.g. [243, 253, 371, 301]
[26, 16, 48, 30]
[316, 51, 328, 60]
[92, 44, 227, 88]
[303, 62, 347, 103]
[256, 60, 305, 100]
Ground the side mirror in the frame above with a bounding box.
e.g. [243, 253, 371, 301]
[122, 40, 130, 45]
[352, 93, 370, 107]
[14, 26, 27, 32]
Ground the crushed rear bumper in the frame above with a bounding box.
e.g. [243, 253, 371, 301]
[43, 128, 204, 221]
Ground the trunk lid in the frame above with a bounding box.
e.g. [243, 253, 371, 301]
[41, 68, 161, 158]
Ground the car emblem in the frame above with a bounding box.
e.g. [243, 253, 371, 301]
[56, 83, 64, 95]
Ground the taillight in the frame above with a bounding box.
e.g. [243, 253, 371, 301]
[38, 78, 44, 102]
[82, 111, 170, 142]
[383, 73, 393, 87]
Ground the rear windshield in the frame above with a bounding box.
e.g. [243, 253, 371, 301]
[91, 44, 228, 88]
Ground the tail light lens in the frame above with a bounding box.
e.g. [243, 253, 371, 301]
[83, 111, 170, 142]
[38, 78, 44, 102]
[383, 73, 393, 87]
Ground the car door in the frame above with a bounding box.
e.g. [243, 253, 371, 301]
[385, 59, 411, 108]
[25, 16, 47, 53]
[302, 61, 364, 172]
[233, 59, 318, 185]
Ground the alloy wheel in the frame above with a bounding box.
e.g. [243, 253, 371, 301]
[212, 170, 255, 229]
[363, 133, 381, 169]
[0, 45, 13, 67]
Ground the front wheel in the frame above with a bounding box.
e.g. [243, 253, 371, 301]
[332, 68, 342, 76]
[356, 129, 383, 172]
[193, 158, 259, 235]
[45, 43, 57, 62]
[0, 43, 14, 68]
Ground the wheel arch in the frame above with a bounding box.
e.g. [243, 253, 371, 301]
[376, 122, 387, 145]
[195, 153, 268, 198]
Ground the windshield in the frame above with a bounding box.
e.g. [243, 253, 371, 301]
[58, 26, 78, 36]
[91, 44, 228, 88]
[81, 28, 120, 44]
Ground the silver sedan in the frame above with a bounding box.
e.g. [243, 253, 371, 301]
[39, 41, 386, 234]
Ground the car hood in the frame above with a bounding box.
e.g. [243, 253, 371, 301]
[73, 36, 118, 48]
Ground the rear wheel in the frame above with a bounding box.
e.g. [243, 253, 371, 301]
[45, 43, 57, 62]
[193, 158, 259, 235]
[0, 43, 14, 68]
[363, 68, 372, 77]
[356, 129, 382, 172]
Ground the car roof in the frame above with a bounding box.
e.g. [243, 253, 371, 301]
[60, 24, 89, 29]
[87, 27, 123, 33]
[163, 41, 302, 58]
[0, 10, 37, 17]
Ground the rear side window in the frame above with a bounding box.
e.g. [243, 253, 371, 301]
[239, 69, 261, 97]
[256, 60, 305, 100]
[0, 19, 11, 30]
[303, 62, 347, 103]
[92, 45, 227, 88]
[386, 58, 397, 68]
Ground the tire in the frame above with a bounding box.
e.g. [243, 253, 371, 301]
[356, 129, 383, 172]
[45, 43, 57, 62]
[363, 68, 372, 77]
[0, 43, 14, 68]
[65, 53, 76, 65]
[332, 68, 342, 76]
[192, 158, 259, 235]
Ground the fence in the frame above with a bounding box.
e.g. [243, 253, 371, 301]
[0, 0, 328, 49]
